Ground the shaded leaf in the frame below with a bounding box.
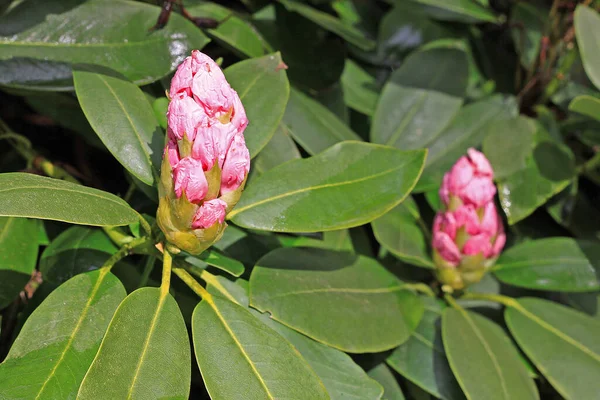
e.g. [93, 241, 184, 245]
[251, 123, 301, 177]
[574, 5, 600, 90]
[185, 248, 244, 277]
[408, 0, 499, 23]
[368, 364, 406, 400]
[510, 2, 544, 70]
[569, 95, 600, 122]
[341, 59, 379, 116]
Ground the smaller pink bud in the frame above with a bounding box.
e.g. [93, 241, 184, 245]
[462, 234, 492, 257]
[167, 92, 206, 142]
[192, 199, 227, 229]
[173, 157, 208, 203]
[166, 140, 180, 169]
[220, 132, 251, 194]
[433, 232, 461, 266]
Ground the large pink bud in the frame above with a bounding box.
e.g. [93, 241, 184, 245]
[157, 50, 250, 255]
[432, 148, 505, 290]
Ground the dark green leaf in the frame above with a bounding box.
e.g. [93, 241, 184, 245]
[277, 0, 375, 51]
[73, 67, 163, 185]
[192, 294, 329, 399]
[510, 2, 544, 70]
[368, 364, 406, 400]
[229, 141, 426, 232]
[372, 196, 434, 268]
[0, 173, 139, 226]
[284, 87, 362, 156]
[442, 307, 539, 400]
[569, 95, 600, 122]
[574, 5, 600, 90]
[225, 52, 290, 158]
[388, 298, 464, 400]
[494, 238, 599, 292]
[408, 0, 499, 23]
[340, 59, 379, 116]
[0, 217, 39, 309]
[249, 248, 424, 352]
[0, 0, 210, 90]
[40, 226, 117, 284]
[506, 298, 600, 400]
[78, 288, 190, 399]
[371, 47, 467, 150]
[251, 123, 301, 177]
[0, 269, 126, 399]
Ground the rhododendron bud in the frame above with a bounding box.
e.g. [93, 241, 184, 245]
[157, 50, 250, 255]
[432, 148, 505, 290]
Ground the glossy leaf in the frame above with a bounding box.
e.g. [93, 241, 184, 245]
[74, 67, 163, 185]
[0, 269, 126, 399]
[372, 196, 434, 268]
[569, 95, 600, 122]
[283, 87, 362, 156]
[0, 0, 210, 90]
[494, 237, 599, 292]
[277, 0, 375, 51]
[225, 52, 290, 158]
[187, 2, 264, 58]
[78, 288, 190, 399]
[249, 247, 424, 353]
[340, 59, 379, 116]
[415, 95, 518, 191]
[409, 0, 499, 23]
[0, 217, 39, 309]
[0, 173, 139, 226]
[574, 5, 600, 90]
[484, 117, 575, 224]
[371, 47, 467, 150]
[387, 298, 464, 400]
[186, 248, 244, 277]
[506, 298, 600, 400]
[251, 123, 301, 176]
[192, 294, 329, 400]
[368, 364, 406, 400]
[39, 226, 117, 284]
[229, 141, 427, 232]
[442, 308, 538, 400]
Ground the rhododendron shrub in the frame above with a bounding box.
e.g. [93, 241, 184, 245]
[0, 2, 598, 400]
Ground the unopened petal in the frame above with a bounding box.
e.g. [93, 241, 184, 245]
[220, 132, 250, 194]
[169, 56, 194, 96]
[462, 234, 492, 257]
[167, 93, 206, 142]
[460, 176, 497, 208]
[454, 205, 481, 235]
[447, 156, 474, 194]
[480, 202, 500, 236]
[173, 157, 208, 203]
[433, 232, 461, 265]
[467, 148, 494, 178]
[192, 198, 227, 229]
[166, 140, 180, 169]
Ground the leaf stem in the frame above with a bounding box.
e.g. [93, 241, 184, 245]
[576, 151, 600, 175]
[101, 236, 150, 271]
[173, 268, 211, 300]
[161, 247, 173, 296]
[402, 282, 435, 297]
[444, 294, 462, 310]
[138, 256, 156, 288]
[137, 214, 153, 237]
[459, 292, 518, 308]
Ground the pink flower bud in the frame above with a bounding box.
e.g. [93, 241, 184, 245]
[432, 148, 505, 290]
[157, 50, 251, 255]
[192, 199, 227, 229]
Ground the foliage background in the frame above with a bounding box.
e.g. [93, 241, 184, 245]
[0, 0, 599, 399]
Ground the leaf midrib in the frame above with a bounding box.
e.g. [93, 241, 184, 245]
[0, 36, 166, 50]
[261, 285, 405, 301]
[495, 258, 587, 270]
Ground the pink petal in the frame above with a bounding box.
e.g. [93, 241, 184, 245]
[191, 53, 235, 119]
[460, 176, 497, 208]
[169, 56, 194, 97]
[439, 173, 451, 206]
[192, 198, 227, 229]
[462, 234, 492, 257]
[173, 157, 208, 203]
[480, 202, 500, 236]
[453, 205, 481, 235]
[447, 156, 474, 195]
[492, 233, 506, 257]
[166, 140, 180, 169]
[220, 132, 250, 194]
[467, 148, 494, 178]
[433, 212, 457, 240]
[433, 232, 461, 265]
[230, 93, 249, 132]
[167, 93, 206, 141]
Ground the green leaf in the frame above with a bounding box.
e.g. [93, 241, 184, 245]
[0, 0, 210, 90]
[78, 287, 190, 399]
[372, 196, 434, 268]
[73, 67, 163, 185]
[0, 217, 39, 309]
[415, 95, 518, 191]
[185, 248, 245, 277]
[277, 0, 375, 51]
[408, 0, 499, 23]
[368, 363, 406, 400]
[251, 123, 301, 176]
[225, 52, 290, 158]
[510, 2, 544, 70]
[0, 269, 126, 399]
[340, 59, 378, 116]
[569, 95, 600, 122]
[371, 47, 467, 150]
[575, 5, 600, 90]
[484, 117, 575, 224]
[283, 87, 362, 156]
[187, 2, 264, 58]
[40, 226, 117, 284]
[506, 298, 600, 400]
[0, 173, 139, 226]
[387, 298, 464, 400]
[229, 141, 426, 232]
[249, 247, 424, 352]
[152, 97, 169, 130]
[192, 294, 329, 400]
[442, 308, 539, 400]
[494, 238, 599, 292]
